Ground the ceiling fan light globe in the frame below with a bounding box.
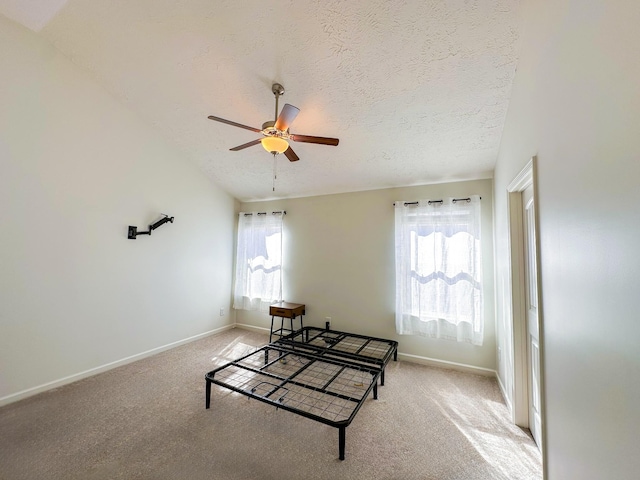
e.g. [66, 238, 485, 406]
[261, 136, 289, 154]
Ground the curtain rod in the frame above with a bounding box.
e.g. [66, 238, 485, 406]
[393, 197, 480, 206]
[243, 211, 286, 216]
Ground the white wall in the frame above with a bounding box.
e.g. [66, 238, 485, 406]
[236, 179, 496, 372]
[493, 0, 640, 478]
[0, 16, 236, 404]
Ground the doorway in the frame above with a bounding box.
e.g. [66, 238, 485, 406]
[507, 157, 545, 453]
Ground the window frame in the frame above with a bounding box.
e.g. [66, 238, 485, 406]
[394, 196, 484, 345]
[233, 211, 284, 312]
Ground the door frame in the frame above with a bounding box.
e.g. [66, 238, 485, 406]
[507, 156, 547, 458]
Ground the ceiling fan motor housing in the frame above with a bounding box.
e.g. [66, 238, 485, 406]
[262, 121, 288, 138]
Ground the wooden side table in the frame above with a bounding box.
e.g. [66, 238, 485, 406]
[269, 302, 305, 342]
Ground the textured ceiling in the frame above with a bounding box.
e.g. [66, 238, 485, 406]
[1, 0, 523, 201]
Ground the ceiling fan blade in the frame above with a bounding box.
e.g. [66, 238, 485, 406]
[208, 115, 261, 133]
[229, 139, 262, 151]
[284, 146, 300, 162]
[290, 134, 339, 146]
[274, 104, 300, 131]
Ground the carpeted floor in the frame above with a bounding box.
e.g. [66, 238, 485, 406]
[0, 328, 542, 479]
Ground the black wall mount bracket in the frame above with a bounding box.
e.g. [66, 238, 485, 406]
[128, 214, 174, 239]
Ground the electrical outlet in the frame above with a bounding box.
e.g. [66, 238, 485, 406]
[325, 317, 332, 330]
[220, 308, 224, 316]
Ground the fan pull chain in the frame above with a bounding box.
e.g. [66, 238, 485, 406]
[272, 153, 277, 192]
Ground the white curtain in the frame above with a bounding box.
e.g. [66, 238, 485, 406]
[233, 212, 284, 312]
[395, 196, 483, 345]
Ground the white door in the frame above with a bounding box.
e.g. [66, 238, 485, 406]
[522, 185, 542, 449]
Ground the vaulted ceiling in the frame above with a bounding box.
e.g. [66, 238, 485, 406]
[0, 0, 523, 201]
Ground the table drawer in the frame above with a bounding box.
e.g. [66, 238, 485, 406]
[269, 303, 305, 318]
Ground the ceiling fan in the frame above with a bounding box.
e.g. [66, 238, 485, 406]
[208, 83, 339, 162]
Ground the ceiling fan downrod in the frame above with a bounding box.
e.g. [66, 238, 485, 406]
[272, 83, 285, 122]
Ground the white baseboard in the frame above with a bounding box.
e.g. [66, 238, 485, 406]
[234, 323, 271, 334]
[2, 325, 503, 408]
[398, 352, 497, 378]
[0, 324, 234, 407]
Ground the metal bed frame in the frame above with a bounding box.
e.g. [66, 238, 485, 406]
[205, 328, 398, 460]
[274, 327, 398, 385]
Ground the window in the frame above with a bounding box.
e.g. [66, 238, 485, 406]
[394, 196, 483, 345]
[233, 211, 284, 312]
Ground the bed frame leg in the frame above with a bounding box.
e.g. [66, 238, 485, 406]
[381, 368, 385, 386]
[339, 427, 346, 460]
[373, 382, 378, 400]
[205, 379, 211, 409]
